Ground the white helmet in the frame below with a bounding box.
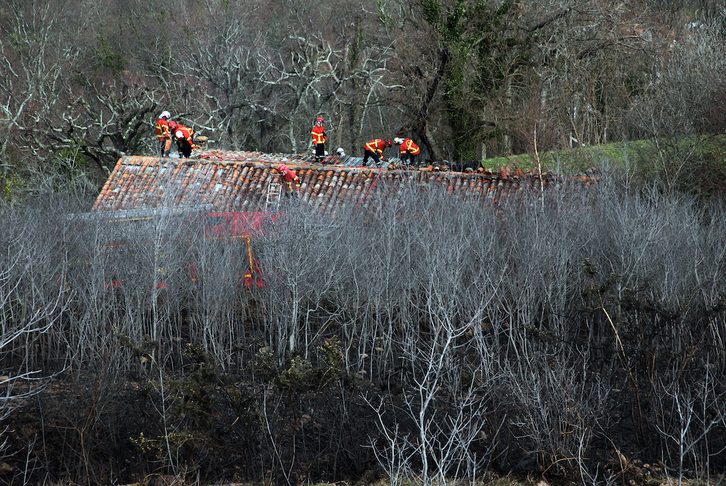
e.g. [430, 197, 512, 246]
[160, 111, 171, 119]
[175, 130, 184, 139]
[336, 147, 345, 156]
[394, 137, 404, 144]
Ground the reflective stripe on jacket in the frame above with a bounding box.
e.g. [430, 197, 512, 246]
[175, 125, 195, 149]
[155, 119, 170, 141]
[282, 170, 300, 193]
[364, 139, 386, 154]
[400, 138, 420, 155]
[311, 126, 327, 144]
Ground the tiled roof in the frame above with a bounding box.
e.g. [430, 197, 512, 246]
[92, 150, 589, 213]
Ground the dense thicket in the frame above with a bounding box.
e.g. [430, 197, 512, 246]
[1, 175, 725, 485]
[1, 0, 725, 198]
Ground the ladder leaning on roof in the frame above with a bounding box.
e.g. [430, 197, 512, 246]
[266, 182, 281, 211]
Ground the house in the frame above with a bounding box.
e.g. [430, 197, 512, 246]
[92, 150, 572, 214]
[85, 150, 594, 290]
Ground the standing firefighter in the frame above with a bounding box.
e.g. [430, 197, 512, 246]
[155, 111, 172, 157]
[394, 137, 421, 166]
[311, 117, 327, 163]
[278, 164, 300, 196]
[362, 139, 392, 167]
[174, 123, 195, 158]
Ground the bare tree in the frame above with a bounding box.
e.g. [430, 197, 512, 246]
[523, 0, 667, 148]
[654, 367, 726, 486]
[165, 0, 404, 154]
[259, 202, 348, 358]
[0, 0, 82, 162]
[0, 201, 71, 460]
[43, 78, 163, 173]
[505, 348, 610, 477]
[369, 316, 499, 486]
[626, 17, 726, 194]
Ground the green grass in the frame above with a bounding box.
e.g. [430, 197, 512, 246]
[480, 139, 652, 175]
[480, 135, 726, 175]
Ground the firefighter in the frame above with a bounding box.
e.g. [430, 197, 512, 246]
[394, 137, 421, 166]
[362, 139, 392, 167]
[278, 164, 300, 196]
[168, 121, 178, 155]
[174, 123, 196, 158]
[168, 121, 188, 157]
[155, 111, 172, 157]
[311, 117, 327, 163]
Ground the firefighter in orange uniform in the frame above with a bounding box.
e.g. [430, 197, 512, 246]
[155, 111, 172, 157]
[394, 137, 421, 166]
[278, 165, 300, 196]
[173, 123, 196, 158]
[362, 139, 392, 167]
[311, 117, 327, 163]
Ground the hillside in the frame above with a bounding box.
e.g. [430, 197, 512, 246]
[2, 171, 726, 485]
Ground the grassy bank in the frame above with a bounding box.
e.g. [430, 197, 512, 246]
[481, 135, 726, 176]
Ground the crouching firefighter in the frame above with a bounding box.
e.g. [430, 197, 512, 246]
[173, 123, 196, 158]
[394, 137, 421, 166]
[362, 139, 392, 167]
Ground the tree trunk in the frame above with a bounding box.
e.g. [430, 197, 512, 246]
[415, 48, 449, 163]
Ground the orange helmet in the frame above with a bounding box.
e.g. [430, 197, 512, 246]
[278, 164, 287, 173]
[316, 117, 324, 123]
[168, 120, 177, 130]
[386, 140, 393, 147]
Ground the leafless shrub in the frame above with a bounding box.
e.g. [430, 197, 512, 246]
[0, 197, 75, 462]
[504, 347, 610, 478]
[653, 365, 726, 486]
[2, 171, 726, 483]
[368, 317, 500, 486]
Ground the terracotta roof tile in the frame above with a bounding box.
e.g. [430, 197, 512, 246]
[92, 151, 589, 213]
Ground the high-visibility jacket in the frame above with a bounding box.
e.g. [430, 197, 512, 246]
[311, 125, 327, 145]
[174, 125, 195, 149]
[155, 118, 170, 141]
[281, 170, 300, 193]
[399, 138, 420, 155]
[364, 139, 388, 156]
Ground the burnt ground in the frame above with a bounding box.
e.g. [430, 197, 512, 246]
[1, 366, 719, 486]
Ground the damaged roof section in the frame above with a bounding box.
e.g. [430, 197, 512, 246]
[92, 150, 593, 213]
